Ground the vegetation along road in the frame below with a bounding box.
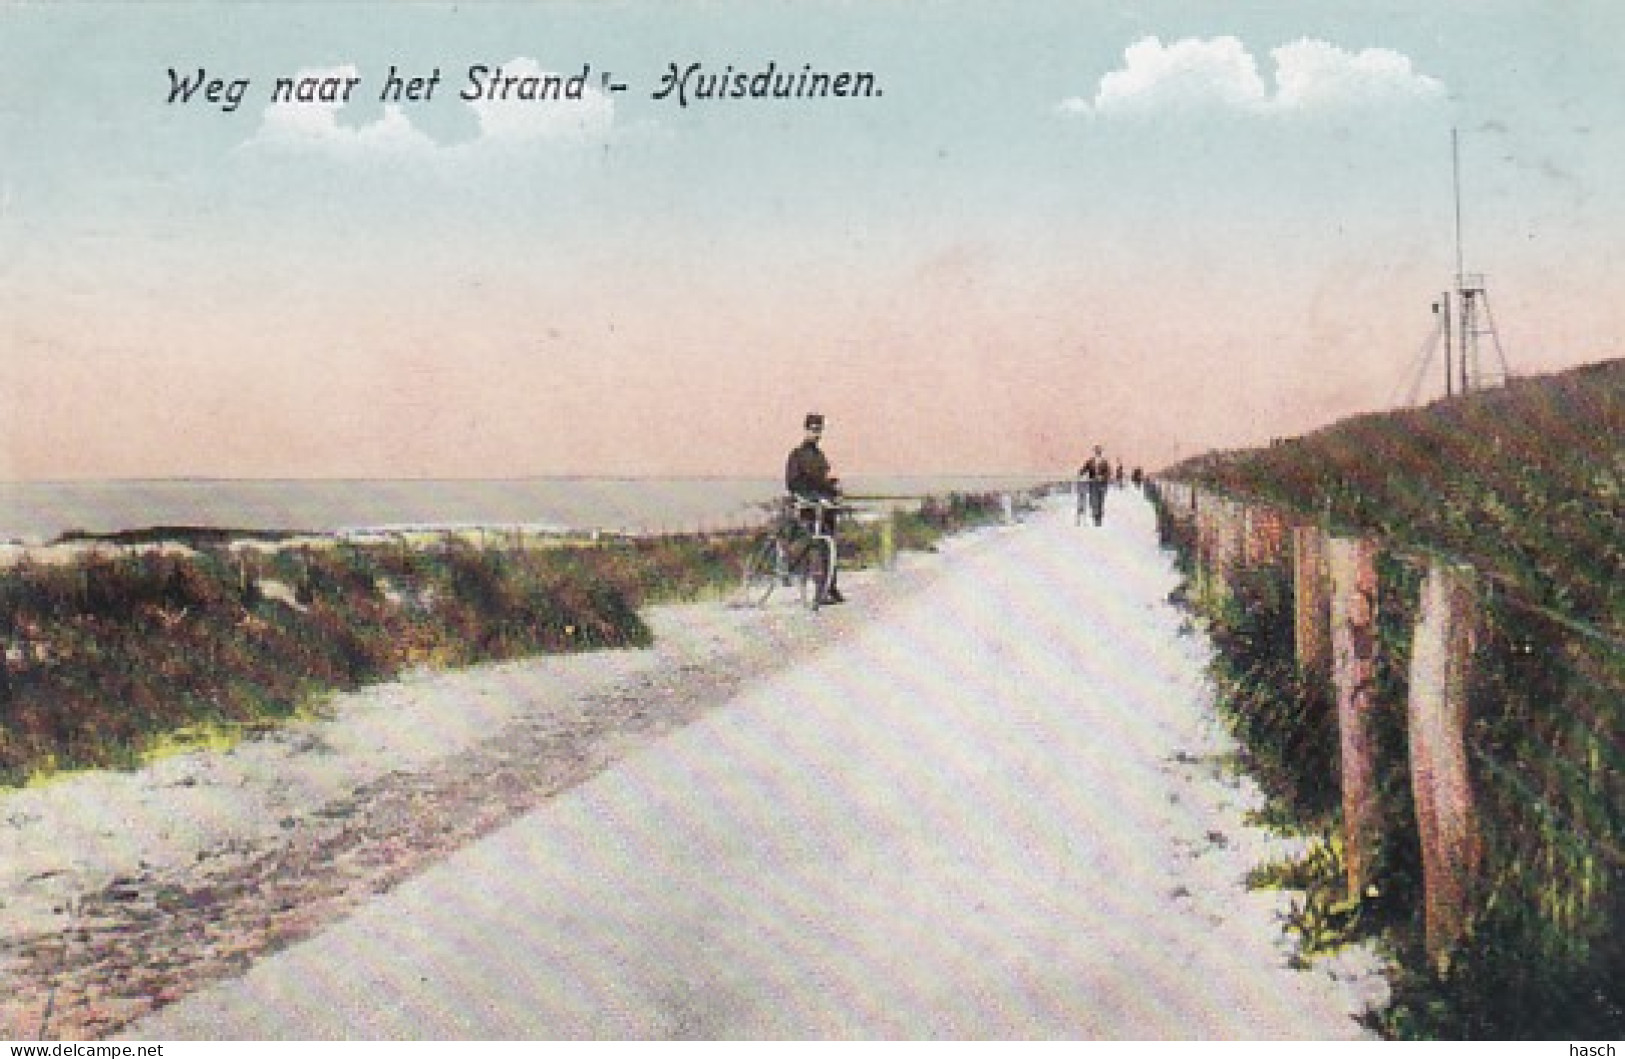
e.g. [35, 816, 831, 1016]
[126, 491, 1386, 1039]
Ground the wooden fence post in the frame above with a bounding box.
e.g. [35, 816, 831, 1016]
[1193, 493, 1233, 603]
[1330, 536, 1382, 901]
[1407, 561, 1483, 967]
[0, 592, 11, 703]
[1191, 490, 1208, 598]
[1243, 505, 1288, 568]
[1294, 525, 1333, 683]
[1212, 497, 1245, 598]
[1200, 492, 1225, 602]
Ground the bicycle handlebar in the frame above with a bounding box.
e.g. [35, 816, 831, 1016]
[787, 496, 857, 512]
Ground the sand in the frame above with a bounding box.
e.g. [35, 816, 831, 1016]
[0, 539, 945, 1039]
[2, 501, 1388, 1040]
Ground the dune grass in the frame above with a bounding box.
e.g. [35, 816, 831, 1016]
[1158, 359, 1624, 1039]
[0, 491, 1016, 788]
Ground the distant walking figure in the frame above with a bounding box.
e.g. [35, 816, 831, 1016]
[1078, 445, 1111, 526]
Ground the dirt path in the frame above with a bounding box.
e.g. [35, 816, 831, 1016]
[0, 519, 963, 1040]
[122, 493, 1388, 1040]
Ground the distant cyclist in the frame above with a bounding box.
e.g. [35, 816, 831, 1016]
[785, 412, 845, 604]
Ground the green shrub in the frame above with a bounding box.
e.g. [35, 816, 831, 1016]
[1158, 358, 1625, 1038]
[0, 489, 1013, 787]
[0, 543, 648, 785]
[1201, 563, 1341, 825]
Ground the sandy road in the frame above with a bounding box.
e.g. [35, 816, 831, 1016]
[130, 491, 1385, 1039]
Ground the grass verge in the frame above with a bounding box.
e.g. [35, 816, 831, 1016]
[0, 490, 1019, 788]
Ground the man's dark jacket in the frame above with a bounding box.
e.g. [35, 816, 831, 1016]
[786, 440, 836, 498]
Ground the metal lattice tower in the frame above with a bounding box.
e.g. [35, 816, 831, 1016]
[1395, 129, 1512, 406]
[1453, 270, 1510, 393]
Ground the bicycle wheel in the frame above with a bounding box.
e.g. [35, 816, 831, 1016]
[740, 533, 784, 606]
[795, 536, 836, 610]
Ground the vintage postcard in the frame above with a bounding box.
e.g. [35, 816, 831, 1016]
[0, 1, 1618, 1044]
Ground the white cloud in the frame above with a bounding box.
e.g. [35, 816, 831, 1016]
[242, 59, 615, 157]
[1269, 38, 1444, 110]
[1062, 36, 1445, 116]
[1068, 36, 1267, 114]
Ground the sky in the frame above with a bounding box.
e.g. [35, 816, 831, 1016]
[1, 1, 1622, 480]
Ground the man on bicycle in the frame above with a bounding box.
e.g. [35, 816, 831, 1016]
[785, 412, 845, 604]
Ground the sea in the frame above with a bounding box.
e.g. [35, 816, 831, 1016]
[0, 476, 1060, 544]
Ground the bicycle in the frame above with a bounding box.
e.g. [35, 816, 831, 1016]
[739, 496, 849, 610]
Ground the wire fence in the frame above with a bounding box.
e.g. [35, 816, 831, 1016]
[1150, 477, 1622, 1037]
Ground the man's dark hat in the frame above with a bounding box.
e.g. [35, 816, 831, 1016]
[805, 413, 825, 430]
